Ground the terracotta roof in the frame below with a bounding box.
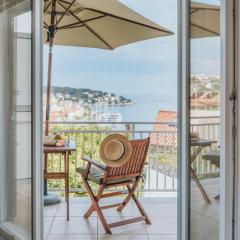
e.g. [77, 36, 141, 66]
[150, 110, 177, 146]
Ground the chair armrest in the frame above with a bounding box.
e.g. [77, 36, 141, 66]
[81, 157, 106, 170]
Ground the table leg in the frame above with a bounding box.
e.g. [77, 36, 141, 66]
[64, 154, 68, 202]
[44, 154, 48, 195]
[191, 146, 211, 204]
[191, 146, 203, 164]
[44, 153, 61, 206]
[190, 167, 211, 204]
[65, 152, 70, 221]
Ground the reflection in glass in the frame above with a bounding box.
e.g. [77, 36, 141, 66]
[190, 1, 220, 240]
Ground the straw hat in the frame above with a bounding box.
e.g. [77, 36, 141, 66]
[100, 134, 132, 167]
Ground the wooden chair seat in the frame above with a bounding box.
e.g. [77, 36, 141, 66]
[77, 166, 136, 185]
[78, 138, 151, 234]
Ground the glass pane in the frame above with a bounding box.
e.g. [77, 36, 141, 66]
[14, 10, 32, 236]
[190, 1, 220, 240]
[14, 6, 32, 237]
[0, 0, 32, 237]
[43, 0, 178, 238]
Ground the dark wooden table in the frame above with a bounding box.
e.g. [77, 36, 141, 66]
[191, 139, 217, 204]
[44, 140, 76, 220]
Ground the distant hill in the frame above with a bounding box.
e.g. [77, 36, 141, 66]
[44, 86, 132, 105]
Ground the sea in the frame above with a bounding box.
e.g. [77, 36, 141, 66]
[104, 94, 177, 122]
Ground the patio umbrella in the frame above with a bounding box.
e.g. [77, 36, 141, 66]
[191, 1, 220, 39]
[43, 0, 174, 135]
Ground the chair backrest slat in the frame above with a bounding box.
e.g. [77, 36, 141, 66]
[107, 138, 150, 178]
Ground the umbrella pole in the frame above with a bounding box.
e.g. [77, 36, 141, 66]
[45, 37, 53, 136]
[45, 0, 56, 136]
[44, 36, 55, 197]
[44, 0, 61, 205]
[44, 36, 61, 204]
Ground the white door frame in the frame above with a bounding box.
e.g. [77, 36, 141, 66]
[0, 0, 43, 239]
[32, 0, 43, 239]
[30, 0, 238, 239]
[178, 0, 190, 239]
[34, 0, 237, 239]
[235, 0, 240, 239]
[178, 0, 236, 239]
[221, 0, 236, 239]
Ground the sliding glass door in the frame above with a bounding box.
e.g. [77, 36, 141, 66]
[0, 0, 36, 239]
[189, 1, 221, 240]
[12, 5, 32, 236]
[178, 0, 235, 239]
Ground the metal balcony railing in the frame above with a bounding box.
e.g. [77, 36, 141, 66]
[47, 117, 220, 193]
[190, 116, 220, 176]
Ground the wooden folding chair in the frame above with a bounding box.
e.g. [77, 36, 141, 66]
[77, 138, 151, 234]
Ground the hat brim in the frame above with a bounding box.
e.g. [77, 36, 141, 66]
[100, 134, 132, 167]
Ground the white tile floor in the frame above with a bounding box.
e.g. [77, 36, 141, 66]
[191, 180, 220, 240]
[15, 178, 219, 240]
[44, 197, 178, 240]
[44, 179, 220, 240]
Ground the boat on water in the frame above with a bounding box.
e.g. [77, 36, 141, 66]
[102, 113, 122, 122]
[92, 103, 122, 122]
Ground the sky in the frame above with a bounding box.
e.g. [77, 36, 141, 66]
[43, 0, 221, 97]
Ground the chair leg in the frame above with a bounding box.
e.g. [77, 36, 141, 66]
[131, 191, 151, 225]
[117, 182, 138, 212]
[117, 183, 151, 225]
[82, 178, 112, 234]
[84, 185, 104, 219]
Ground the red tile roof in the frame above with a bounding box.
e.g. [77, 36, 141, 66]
[150, 110, 177, 147]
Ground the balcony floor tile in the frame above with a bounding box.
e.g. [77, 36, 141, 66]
[56, 202, 97, 217]
[144, 217, 177, 235]
[191, 215, 218, 240]
[98, 234, 149, 240]
[98, 216, 147, 235]
[44, 193, 219, 239]
[44, 217, 54, 235]
[148, 235, 177, 240]
[49, 216, 98, 235]
[143, 204, 177, 217]
[191, 199, 219, 218]
[44, 204, 60, 217]
[47, 234, 97, 240]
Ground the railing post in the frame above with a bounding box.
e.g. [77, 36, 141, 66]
[125, 123, 135, 140]
[132, 123, 136, 140]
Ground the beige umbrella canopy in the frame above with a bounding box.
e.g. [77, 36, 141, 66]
[44, 0, 173, 49]
[191, 1, 220, 39]
[43, 0, 174, 135]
